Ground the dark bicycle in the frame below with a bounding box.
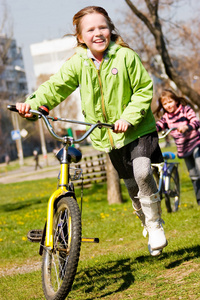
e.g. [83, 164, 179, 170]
[152, 128, 180, 213]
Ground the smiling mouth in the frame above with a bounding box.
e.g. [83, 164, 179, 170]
[94, 39, 104, 43]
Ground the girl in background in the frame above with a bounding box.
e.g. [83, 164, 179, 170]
[155, 89, 200, 205]
[16, 6, 167, 256]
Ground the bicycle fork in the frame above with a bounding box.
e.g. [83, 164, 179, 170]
[46, 163, 70, 249]
[27, 162, 71, 251]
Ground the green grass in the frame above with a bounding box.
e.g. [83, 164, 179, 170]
[1, 152, 200, 299]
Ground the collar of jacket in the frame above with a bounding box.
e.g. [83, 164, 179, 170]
[75, 41, 121, 60]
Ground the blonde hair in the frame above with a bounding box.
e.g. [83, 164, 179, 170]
[72, 6, 130, 48]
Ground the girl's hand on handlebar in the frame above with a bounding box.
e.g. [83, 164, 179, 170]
[177, 124, 189, 134]
[16, 103, 33, 118]
[113, 119, 130, 133]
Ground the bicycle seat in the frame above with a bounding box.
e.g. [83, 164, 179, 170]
[162, 151, 176, 160]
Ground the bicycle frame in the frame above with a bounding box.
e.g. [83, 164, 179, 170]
[156, 128, 178, 195]
[153, 160, 178, 197]
[152, 162, 164, 194]
[152, 128, 180, 212]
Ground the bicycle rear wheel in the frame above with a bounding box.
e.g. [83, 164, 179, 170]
[42, 197, 82, 300]
[164, 166, 180, 212]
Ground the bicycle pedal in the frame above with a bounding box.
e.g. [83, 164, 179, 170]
[81, 237, 99, 243]
[27, 229, 43, 242]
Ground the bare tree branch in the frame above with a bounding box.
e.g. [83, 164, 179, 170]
[124, 0, 200, 107]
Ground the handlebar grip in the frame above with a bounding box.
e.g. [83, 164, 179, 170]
[7, 105, 18, 112]
[110, 124, 115, 130]
[38, 105, 49, 116]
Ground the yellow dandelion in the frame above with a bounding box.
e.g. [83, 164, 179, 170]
[0, 238, 3, 242]
[17, 221, 24, 225]
[22, 236, 27, 241]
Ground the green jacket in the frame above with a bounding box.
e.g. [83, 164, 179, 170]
[26, 42, 156, 152]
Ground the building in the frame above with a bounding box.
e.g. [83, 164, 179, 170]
[0, 35, 28, 101]
[30, 36, 76, 78]
[0, 35, 29, 162]
[30, 36, 83, 125]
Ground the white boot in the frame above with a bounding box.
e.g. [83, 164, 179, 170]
[139, 192, 168, 251]
[133, 203, 163, 256]
[134, 207, 145, 231]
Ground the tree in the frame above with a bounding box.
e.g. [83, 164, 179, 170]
[106, 154, 123, 204]
[124, 0, 200, 106]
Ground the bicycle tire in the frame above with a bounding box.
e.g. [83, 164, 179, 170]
[164, 166, 180, 212]
[42, 196, 82, 300]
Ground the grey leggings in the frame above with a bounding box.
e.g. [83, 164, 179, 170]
[123, 157, 158, 210]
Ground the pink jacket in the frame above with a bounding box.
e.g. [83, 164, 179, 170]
[156, 104, 200, 158]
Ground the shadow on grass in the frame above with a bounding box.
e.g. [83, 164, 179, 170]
[0, 197, 47, 212]
[71, 258, 134, 299]
[135, 244, 200, 269]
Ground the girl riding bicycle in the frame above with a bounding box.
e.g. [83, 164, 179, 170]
[155, 89, 200, 206]
[16, 6, 167, 256]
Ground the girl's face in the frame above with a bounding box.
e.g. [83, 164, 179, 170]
[161, 97, 178, 113]
[78, 13, 111, 61]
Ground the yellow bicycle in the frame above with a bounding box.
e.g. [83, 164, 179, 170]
[7, 104, 113, 300]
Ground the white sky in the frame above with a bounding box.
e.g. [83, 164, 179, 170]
[1, 0, 199, 92]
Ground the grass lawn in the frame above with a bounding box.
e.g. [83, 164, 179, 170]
[0, 149, 200, 299]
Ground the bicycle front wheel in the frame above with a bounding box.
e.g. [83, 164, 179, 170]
[164, 166, 180, 212]
[42, 197, 82, 300]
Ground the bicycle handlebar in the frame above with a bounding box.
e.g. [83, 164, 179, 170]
[159, 127, 177, 139]
[7, 105, 114, 145]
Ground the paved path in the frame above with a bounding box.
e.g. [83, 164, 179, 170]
[0, 152, 62, 184]
[0, 147, 99, 184]
[0, 164, 60, 184]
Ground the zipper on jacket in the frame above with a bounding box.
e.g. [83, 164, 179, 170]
[97, 68, 114, 149]
[97, 69, 107, 122]
[89, 58, 114, 149]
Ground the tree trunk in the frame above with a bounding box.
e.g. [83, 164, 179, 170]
[106, 154, 123, 204]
